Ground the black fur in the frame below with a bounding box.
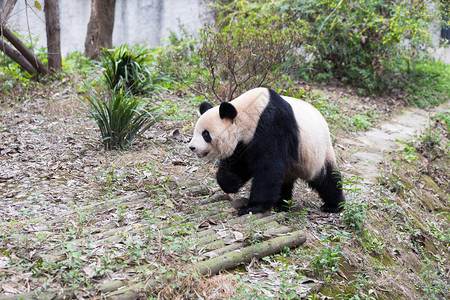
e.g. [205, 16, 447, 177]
[216, 89, 300, 215]
[202, 130, 212, 143]
[274, 181, 295, 212]
[219, 102, 237, 120]
[200, 102, 213, 115]
[308, 161, 345, 212]
[216, 89, 345, 215]
[217, 142, 251, 194]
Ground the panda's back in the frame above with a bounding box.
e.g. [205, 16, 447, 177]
[282, 96, 335, 181]
[232, 88, 335, 181]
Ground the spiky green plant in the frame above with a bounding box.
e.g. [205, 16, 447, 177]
[100, 44, 153, 94]
[83, 85, 161, 150]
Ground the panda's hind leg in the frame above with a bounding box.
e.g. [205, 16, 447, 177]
[274, 181, 295, 211]
[308, 162, 345, 213]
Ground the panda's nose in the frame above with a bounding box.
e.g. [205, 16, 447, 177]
[189, 146, 196, 152]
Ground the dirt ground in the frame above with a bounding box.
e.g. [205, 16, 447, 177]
[0, 79, 448, 299]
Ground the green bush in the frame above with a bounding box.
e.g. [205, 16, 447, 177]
[170, 0, 447, 100]
[0, 53, 35, 99]
[63, 51, 96, 77]
[311, 237, 345, 281]
[0, 35, 46, 99]
[416, 112, 449, 160]
[100, 44, 153, 94]
[290, 0, 444, 92]
[162, 0, 306, 102]
[401, 59, 450, 107]
[82, 86, 161, 150]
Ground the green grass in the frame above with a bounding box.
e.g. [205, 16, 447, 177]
[350, 114, 374, 131]
[403, 59, 450, 107]
[63, 51, 97, 77]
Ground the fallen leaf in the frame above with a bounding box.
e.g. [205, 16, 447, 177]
[232, 231, 245, 241]
[165, 199, 175, 209]
[337, 269, 348, 280]
[1, 284, 19, 294]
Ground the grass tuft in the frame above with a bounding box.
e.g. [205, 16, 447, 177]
[82, 85, 161, 150]
[100, 44, 153, 94]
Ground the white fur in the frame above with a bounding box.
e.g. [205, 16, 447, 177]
[282, 96, 335, 181]
[189, 88, 270, 160]
[189, 88, 336, 181]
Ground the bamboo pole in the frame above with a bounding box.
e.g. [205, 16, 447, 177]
[0, 280, 129, 300]
[200, 225, 294, 259]
[192, 229, 306, 276]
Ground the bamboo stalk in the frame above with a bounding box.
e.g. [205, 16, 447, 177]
[200, 225, 294, 259]
[0, 280, 129, 300]
[196, 212, 276, 238]
[192, 229, 306, 276]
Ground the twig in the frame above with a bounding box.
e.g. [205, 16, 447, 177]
[318, 0, 343, 33]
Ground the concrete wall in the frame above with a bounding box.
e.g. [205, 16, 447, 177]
[428, 2, 450, 64]
[2, 0, 211, 57]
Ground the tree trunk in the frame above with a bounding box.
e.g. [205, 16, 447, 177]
[0, 0, 18, 25]
[0, 38, 37, 74]
[1, 25, 49, 75]
[85, 0, 116, 60]
[44, 0, 62, 72]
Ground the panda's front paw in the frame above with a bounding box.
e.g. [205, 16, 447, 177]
[217, 173, 243, 194]
[237, 206, 250, 216]
[320, 204, 343, 213]
[220, 183, 241, 194]
[237, 205, 266, 216]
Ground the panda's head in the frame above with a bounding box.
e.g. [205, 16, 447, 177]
[189, 101, 239, 160]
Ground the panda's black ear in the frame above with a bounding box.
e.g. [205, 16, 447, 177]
[199, 102, 213, 115]
[219, 102, 237, 121]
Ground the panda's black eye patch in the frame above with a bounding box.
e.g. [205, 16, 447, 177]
[202, 130, 212, 143]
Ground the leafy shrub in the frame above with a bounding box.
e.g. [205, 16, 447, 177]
[100, 44, 153, 94]
[291, 0, 446, 92]
[342, 198, 367, 233]
[401, 59, 450, 107]
[190, 0, 447, 98]
[82, 86, 161, 150]
[162, 0, 306, 102]
[0, 53, 35, 99]
[159, 0, 448, 101]
[339, 175, 367, 232]
[311, 236, 345, 280]
[63, 51, 96, 77]
[416, 112, 449, 161]
[0, 35, 46, 99]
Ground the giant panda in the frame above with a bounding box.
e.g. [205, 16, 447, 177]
[188, 87, 345, 216]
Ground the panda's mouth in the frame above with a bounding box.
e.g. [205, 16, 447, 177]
[196, 152, 209, 158]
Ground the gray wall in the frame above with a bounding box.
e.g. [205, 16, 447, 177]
[3, 0, 211, 57]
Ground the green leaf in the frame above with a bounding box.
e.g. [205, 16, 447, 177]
[34, 1, 42, 11]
